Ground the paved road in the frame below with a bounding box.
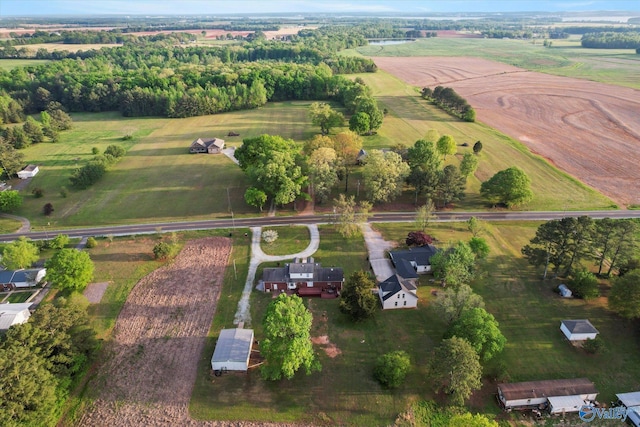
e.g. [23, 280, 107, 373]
[2, 210, 640, 242]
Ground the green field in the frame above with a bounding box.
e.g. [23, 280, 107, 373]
[189, 221, 640, 425]
[352, 37, 640, 90]
[0, 58, 51, 70]
[16, 102, 321, 228]
[260, 226, 310, 256]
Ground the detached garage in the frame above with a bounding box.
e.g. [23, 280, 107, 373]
[560, 319, 599, 341]
[211, 328, 253, 373]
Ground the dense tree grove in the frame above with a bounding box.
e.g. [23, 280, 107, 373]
[422, 86, 475, 122]
[581, 32, 640, 49]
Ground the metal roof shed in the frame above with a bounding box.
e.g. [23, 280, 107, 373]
[211, 328, 253, 372]
[548, 395, 588, 414]
[617, 391, 640, 408]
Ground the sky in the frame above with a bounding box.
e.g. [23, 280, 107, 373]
[0, 1, 639, 17]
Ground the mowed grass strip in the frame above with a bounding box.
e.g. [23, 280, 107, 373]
[17, 102, 318, 228]
[0, 58, 50, 70]
[353, 70, 614, 211]
[353, 37, 640, 90]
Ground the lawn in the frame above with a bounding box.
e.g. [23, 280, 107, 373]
[352, 37, 640, 90]
[348, 70, 614, 211]
[0, 216, 22, 233]
[0, 58, 50, 70]
[15, 102, 319, 228]
[260, 225, 310, 256]
[2, 290, 36, 303]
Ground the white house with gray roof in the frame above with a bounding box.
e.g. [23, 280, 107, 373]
[378, 274, 418, 309]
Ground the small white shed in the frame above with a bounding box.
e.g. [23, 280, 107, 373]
[561, 319, 599, 341]
[617, 391, 640, 408]
[0, 303, 32, 330]
[558, 284, 572, 298]
[17, 164, 39, 179]
[211, 328, 254, 372]
[548, 395, 588, 414]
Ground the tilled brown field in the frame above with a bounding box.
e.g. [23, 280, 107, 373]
[373, 56, 640, 206]
[77, 238, 298, 427]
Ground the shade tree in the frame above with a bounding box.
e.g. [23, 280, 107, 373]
[436, 135, 457, 159]
[431, 284, 485, 324]
[45, 248, 95, 293]
[339, 270, 378, 321]
[362, 149, 410, 204]
[308, 102, 344, 135]
[429, 337, 482, 405]
[480, 166, 533, 208]
[445, 307, 506, 361]
[373, 351, 411, 389]
[608, 269, 640, 319]
[1, 236, 39, 270]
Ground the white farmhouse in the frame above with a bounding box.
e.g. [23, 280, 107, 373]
[378, 274, 418, 310]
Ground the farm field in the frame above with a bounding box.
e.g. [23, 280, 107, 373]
[350, 70, 614, 211]
[0, 58, 50, 70]
[353, 37, 640, 90]
[371, 56, 640, 207]
[16, 101, 318, 228]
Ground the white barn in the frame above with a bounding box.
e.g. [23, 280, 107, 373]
[17, 164, 39, 179]
[560, 319, 599, 341]
[0, 303, 32, 330]
[211, 328, 254, 373]
[497, 378, 598, 411]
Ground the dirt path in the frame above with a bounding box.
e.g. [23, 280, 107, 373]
[372, 56, 640, 207]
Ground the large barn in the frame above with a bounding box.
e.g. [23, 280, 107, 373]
[211, 328, 254, 373]
[497, 378, 598, 413]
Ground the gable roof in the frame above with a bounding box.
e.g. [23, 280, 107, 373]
[0, 268, 45, 284]
[499, 378, 597, 401]
[379, 274, 418, 301]
[395, 258, 419, 279]
[390, 245, 438, 267]
[561, 319, 599, 334]
[315, 267, 344, 282]
[192, 138, 224, 149]
[211, 328, 253, 365]
[0, 303, 32, 330]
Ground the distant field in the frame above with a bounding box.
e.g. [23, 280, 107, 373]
[16, 102, 319, 228]
[352, 70, 614, 211]
[353, 37, 640, 90]
[0, 58, 50, 70]
[22, 43, 122, 52]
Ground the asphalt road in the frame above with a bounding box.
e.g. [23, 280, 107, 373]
[2, 209, 640, 242]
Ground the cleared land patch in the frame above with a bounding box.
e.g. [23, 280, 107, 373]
[373, 56, 640, 207]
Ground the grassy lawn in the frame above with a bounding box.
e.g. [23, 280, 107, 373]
[260, 226, 310, 256]
[15, 102, 320, 228]
[2, 290, 36, 303]
[0, 216, 22, 233]
[351, 70, 614, 211]
[0, 58, 50, 70]
[352, 37, 640, 90]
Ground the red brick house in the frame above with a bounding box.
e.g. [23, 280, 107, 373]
[261, 257, 344, 298]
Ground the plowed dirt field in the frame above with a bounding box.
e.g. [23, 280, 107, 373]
[373, 56, 640, 206]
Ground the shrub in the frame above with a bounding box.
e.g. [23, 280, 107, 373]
[473, 141, 483, 154]
[60, 186, 68, 198]
[406, 231, 433, 246]
[32, 188, 44, 198]
[583, 336, 604, 354]
[48, 234, 70, 250]
[91, 147, 100, 155]
[373, 351, 411, 389]
[153, 242, 177, 260]
[104, 144, 126, 158]
[570, 269, 600, 299]
[43, 203, 54, 216]
[262, 229, 279, 244]
[85, 237, 97, 248]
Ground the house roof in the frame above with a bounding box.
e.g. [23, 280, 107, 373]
[262, 259, 344, 283]
[192, 138, 225, 149]
[379, 274, 418, 301]
[395, 258, 419, 279]
[23, 164, 38, 172]
[0, 303, 32, 330]
[616, 391, 640, 408]
[0, 270, 16, 283]
[289, 262, 315, 275]
[211, 328, 253, 367]
[0, 268, 45, 283]
[262, 267, 287, 283]
[561, 319, 599, 335]
[498, 378, 597, 401]
[314, 267, 344, 282]
[390, 245, 438, 268]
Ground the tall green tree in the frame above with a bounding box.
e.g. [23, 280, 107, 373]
[362, 150, 410, 204]
[415, 200, 436, 232]
[354, 97, 383, 134]
[332, 130, 362, 192]
[308, 102, 344, 135]
[1, 236, 39, 270]
[430, 337, 482, 405]
[0, 137, 25, 178]
[307, 147, 338, 204]
[435, 164, 466, 207]
[608, 269, 640, 319]
[348, 111, 370, 135]
[332, 194, 372, 238]
[406, 139, 442, 204]
[430, 241, 476, 287]
[436, 134, 457, 159]
[0, 190, 23, 212]
[234, 134, 298, 171]
[569, 269, 600, 299]
[339, 270, 378, 321]
[480, 167, 533, 208]
[592, 218, 638, 276]
[45, 248, 95, 293]
[261, 294, 321, 380]
[460, 152, 479, 178]
[22, 116, 45, 145]
[244, 187, 267, 212]
[445, 307, 506, 361]
[432, 284, 485, 324]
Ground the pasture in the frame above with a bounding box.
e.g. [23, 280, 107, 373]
[353, 37, 640, 90]
[16, 101, 318, 228]
[0, 58, 50, 70]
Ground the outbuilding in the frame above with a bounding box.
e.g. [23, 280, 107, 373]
[616, 391, 640, 426]
[17, 164, 39, 179]
[211, 328, 254, 373]
[560, 319, 599, 342]
[497, 378, 598, 411]
[558, 284, 572, 298]
[0, 303, 32, 330]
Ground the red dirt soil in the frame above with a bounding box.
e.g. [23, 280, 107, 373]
[77, 238, 299, 426]
[373, 56, 640, 207]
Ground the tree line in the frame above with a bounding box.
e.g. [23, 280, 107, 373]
[421, 86, 476, 122]
[581, 32, 640, 49]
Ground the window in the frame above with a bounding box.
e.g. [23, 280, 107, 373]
[395, 302, 398, 307]
[402, 293, 405, 298]
[403, 301, 407, 306]
[397, 294, 400, 298]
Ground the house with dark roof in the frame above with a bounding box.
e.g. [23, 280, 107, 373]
[498, 378, 598, 413]
[189, 137, 225, 154]
[0, 268, 46, 291]
[378, 274, 418, 309]
[261, 257, 344, 298]
[560, 319, 599, 341]
[389, 245, 438, 275]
